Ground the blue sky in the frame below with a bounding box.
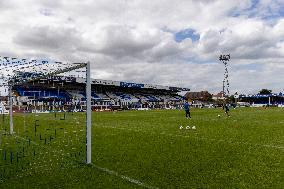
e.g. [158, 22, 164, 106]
[231, 0, 284, 20]
[174, 29, 200, 43]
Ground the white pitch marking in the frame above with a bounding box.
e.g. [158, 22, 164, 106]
[90, 164, 159, 189]
[14, 135, 39, 146]
[13, 134, 159, 189]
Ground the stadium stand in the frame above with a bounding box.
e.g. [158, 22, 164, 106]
[5, 76, 189, 112]
[16, 86, 70, 99]
[238, 93, 284, 107]
[66, 90, 85, 99]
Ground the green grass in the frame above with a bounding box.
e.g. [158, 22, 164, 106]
[0, 108, 283, 188]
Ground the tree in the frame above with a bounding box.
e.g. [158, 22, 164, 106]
[227, 95, 235, 103]
[259, 89, 272, 95]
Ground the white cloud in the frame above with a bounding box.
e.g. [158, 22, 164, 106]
[0, 0, 283, 94]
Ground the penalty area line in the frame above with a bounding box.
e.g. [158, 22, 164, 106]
[90, 164, 159, 189]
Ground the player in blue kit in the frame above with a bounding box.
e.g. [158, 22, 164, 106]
[184, 101, 191, 118]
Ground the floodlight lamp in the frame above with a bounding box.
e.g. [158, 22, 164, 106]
[219, 54, 230, 61]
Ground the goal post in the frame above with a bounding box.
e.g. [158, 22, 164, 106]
[1, 57, 92, 164]
[9, 85, 13, 135]
[86, 61, 92, 164]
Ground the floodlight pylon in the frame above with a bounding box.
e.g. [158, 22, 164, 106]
[219, 54, 230, 98]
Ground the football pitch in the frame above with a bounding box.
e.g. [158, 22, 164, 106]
[0, 108, 283, 188]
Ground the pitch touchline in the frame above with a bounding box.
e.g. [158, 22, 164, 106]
[13, 134, 158, 189]
[98, 126, 284, 150]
